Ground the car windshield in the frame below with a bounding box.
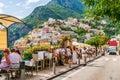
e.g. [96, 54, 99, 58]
[108, 46, 116, 52]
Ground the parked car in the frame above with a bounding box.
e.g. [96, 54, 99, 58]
[108, 46, 117, 55]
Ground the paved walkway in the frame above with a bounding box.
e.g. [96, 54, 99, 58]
[25, 57, 94, 80]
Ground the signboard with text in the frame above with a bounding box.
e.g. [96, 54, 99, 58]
[0, 30, 7, 50]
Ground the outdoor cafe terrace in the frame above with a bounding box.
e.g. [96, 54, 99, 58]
[0, 41, 105, 80]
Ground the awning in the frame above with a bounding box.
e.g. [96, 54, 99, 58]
[0, 14, 24, 50]
[0, 14, 23, 28]
[72, 42, 79, 46]
[72, 42, 92, 48]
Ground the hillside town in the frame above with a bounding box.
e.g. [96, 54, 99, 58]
[0, 0, 120, 80]
[14, 18, 105, 49]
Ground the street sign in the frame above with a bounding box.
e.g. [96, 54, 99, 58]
[0, 30, 7, 50]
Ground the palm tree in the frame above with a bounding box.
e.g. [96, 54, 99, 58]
[60, 35, 72, 48]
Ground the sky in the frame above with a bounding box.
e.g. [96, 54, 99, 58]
[0, 0, 51, 19]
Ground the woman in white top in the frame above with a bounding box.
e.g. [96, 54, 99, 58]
[72, 46, 77, 64]
[82, 47, 87, 66]
[65, 46, 71, 64]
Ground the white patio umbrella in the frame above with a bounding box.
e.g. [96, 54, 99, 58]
[0, 14, 25, 50]
[0, 14, 24, 28]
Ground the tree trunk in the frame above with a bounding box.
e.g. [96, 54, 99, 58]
[95, 47, 98, 56]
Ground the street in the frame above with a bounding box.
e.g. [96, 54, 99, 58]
[53, 55, 120, 80]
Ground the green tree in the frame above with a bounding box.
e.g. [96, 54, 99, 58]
[61, 27, 72, 31]
[86, 36, 109, 56]
[82, 0, 120, 23]
[74, 28, 88, 36]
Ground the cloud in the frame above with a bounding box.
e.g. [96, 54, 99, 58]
[17, 15, 24, 19]
[26, 0, 40, 5]
[25, 6, 31, 9]
[9, 1, 13, 4]
[16, 3, 21, 6]
[19, 10, 24, 13]
[0, 2, 4, 13]
[0, 9, 3, 13]
[0, 2, 4, 7]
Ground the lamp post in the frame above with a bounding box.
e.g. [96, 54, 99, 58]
[68, 57, 71, 68]
[78, 53, 80, 66]
[50, 35, 56, 75]
[53, 55, 56, 75]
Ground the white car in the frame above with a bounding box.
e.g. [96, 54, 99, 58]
[108, 46, 117, 55]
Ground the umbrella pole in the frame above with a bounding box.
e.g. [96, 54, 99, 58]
[6, 28, 8, 48]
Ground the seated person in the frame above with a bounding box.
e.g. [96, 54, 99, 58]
[9, 49, 22, 69]
[8, 49, 22, 78]
[0, 49, 10, 71]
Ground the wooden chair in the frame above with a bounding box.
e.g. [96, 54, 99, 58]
[45, 53, 53, 68]
[32, 54, 43, 72]
[0, 70, 10, 80]
[9, 63, 21, 79]
[38, 51, 45, 69]
[25, 59, 35, 76]
[0, 63, 22, 80]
